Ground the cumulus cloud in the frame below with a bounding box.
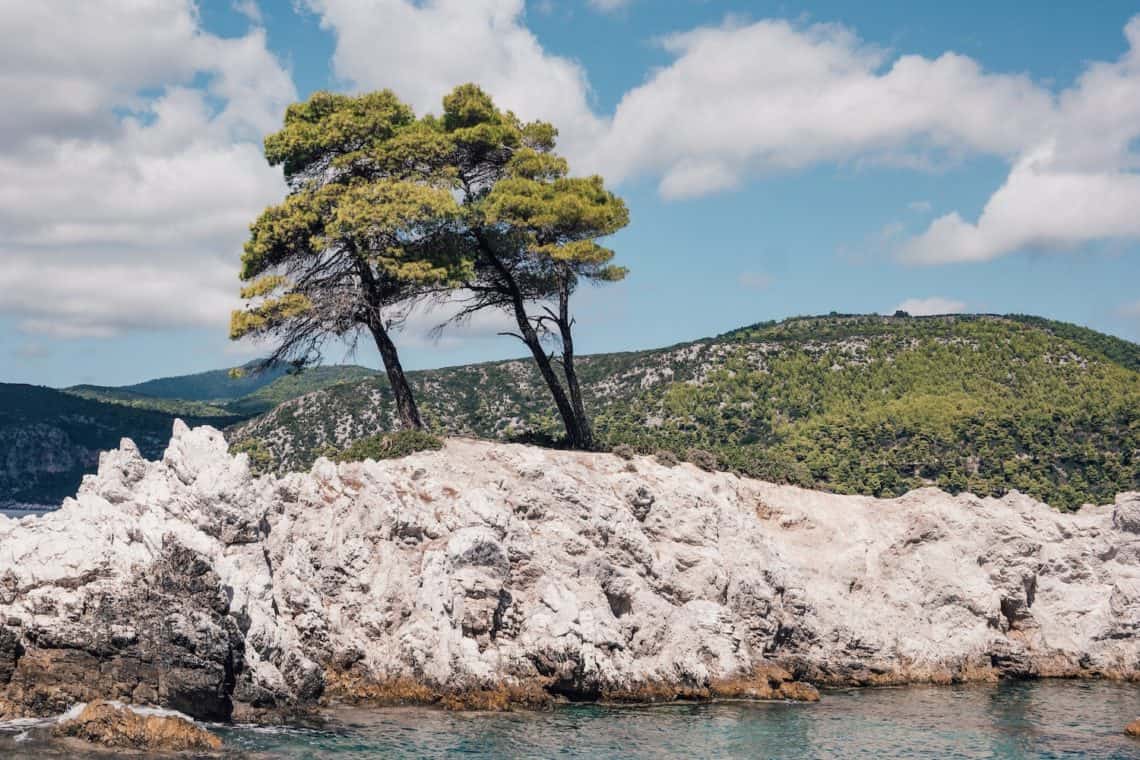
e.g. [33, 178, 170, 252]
[233, 0, 263, 24]
[302, 0, 605, 159]
[889, 297, 968, 316]
[298, 6, 1140, 263]
[897, 18, 1140, 263]
[596, 19, 1052, 188]
[8, 3, 1140, 346]
[0, 0, 296, 339]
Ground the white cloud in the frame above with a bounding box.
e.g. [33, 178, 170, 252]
[908, 200, 932, 213]
[0, 0, 295, 339]
[900, 143, 1140, 263]
[588, 0, 632, 13]
[889, 297, 968, 316]
[898, 19, 1140, 263]
[300, 6, 1140, 263]
[233, 0, 263, 24]
[7, 3, 1140, 347]
[596, 19, 1053, 190]
[302, 0, 605, 160]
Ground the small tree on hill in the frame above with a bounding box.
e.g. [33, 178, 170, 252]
[230, 91, 470, 430]
[437, 85, 629, 449]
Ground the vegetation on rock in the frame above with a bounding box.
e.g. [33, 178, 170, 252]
[232, 314, 1139, 510]
[331, 430, 444, 463]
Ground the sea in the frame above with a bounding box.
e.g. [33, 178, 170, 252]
[2, 681, 1140, 758]
[0, 508, 53, 519]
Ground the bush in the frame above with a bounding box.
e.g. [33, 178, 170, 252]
[335, 429, 444, 462]
[686, 448, 718, 472]
[654, 450, 679, 467]
[231, 438, 274, 476]
[611, 444, 637, 460]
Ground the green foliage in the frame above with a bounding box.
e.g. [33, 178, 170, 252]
[231, 438, 274, 476]
[332, 430, 444, 463]
[226, 365, 379, 416]
[65, 386, 235, 418]
[232, 89, 472, 363]
[117, 360, 290, 402]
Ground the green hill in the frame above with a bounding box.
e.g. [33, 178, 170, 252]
[117, 360, 291, 402]
[66, 385, 236, 417]
[232, 314, 1140, 510]
[66, 364, 379, 418]
[5, 314, 1137, 510]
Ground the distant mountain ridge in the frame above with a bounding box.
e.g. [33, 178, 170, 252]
[115, 360, 291, 402]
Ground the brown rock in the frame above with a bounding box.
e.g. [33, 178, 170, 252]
[711, 664, 820, 702]
[53, 700, 223, 752]
[1126, 718, 1140, 737]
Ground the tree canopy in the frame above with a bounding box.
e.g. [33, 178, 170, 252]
[231, 84, 628, 445]
[230, 90, 471, 429]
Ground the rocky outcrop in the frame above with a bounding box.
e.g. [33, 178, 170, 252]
[53, 700, 222, 752]
[1, 423, 1139, 721]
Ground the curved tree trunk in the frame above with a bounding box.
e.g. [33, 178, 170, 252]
[355, 255, 423, 430]
[475, 233, 587, 448]
[367, 317, 424, 430]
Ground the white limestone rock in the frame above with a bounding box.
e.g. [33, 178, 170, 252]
[2, 423, 1139, 720]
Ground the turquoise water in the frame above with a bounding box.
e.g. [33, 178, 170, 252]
[4, 682, 1140, 758]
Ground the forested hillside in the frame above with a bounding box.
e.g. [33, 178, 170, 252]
[233, 314, 1139, 510]
[5, 314, 1137, 509]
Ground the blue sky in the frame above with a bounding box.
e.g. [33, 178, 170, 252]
[2, 0, 1139, 387]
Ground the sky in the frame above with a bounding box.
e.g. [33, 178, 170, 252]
[3, 0, 1140, 388]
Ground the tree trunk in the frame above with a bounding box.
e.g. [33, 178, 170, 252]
[556, 275, 594, 449]
[367, 317, 424, 430]
[475, 233, 586, 447]
[354, 255, 423, 430]
[514, 304, 587, 448]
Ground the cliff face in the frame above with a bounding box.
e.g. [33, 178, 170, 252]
[1, 423, 1138, 721]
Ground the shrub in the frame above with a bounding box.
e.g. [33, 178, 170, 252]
[231, 438, 274, 476]
[611, 444, 637, 461]
[654, 450, 679, 467]
[686, 448, 718, 472]
[335, 430, 444, 463]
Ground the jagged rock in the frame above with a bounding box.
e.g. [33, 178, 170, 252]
[53, 700, 222, 752]
[1127, 718, 1140, 737]
[1, 423, 1139, 719]
[1114, 493, 1140, 534]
